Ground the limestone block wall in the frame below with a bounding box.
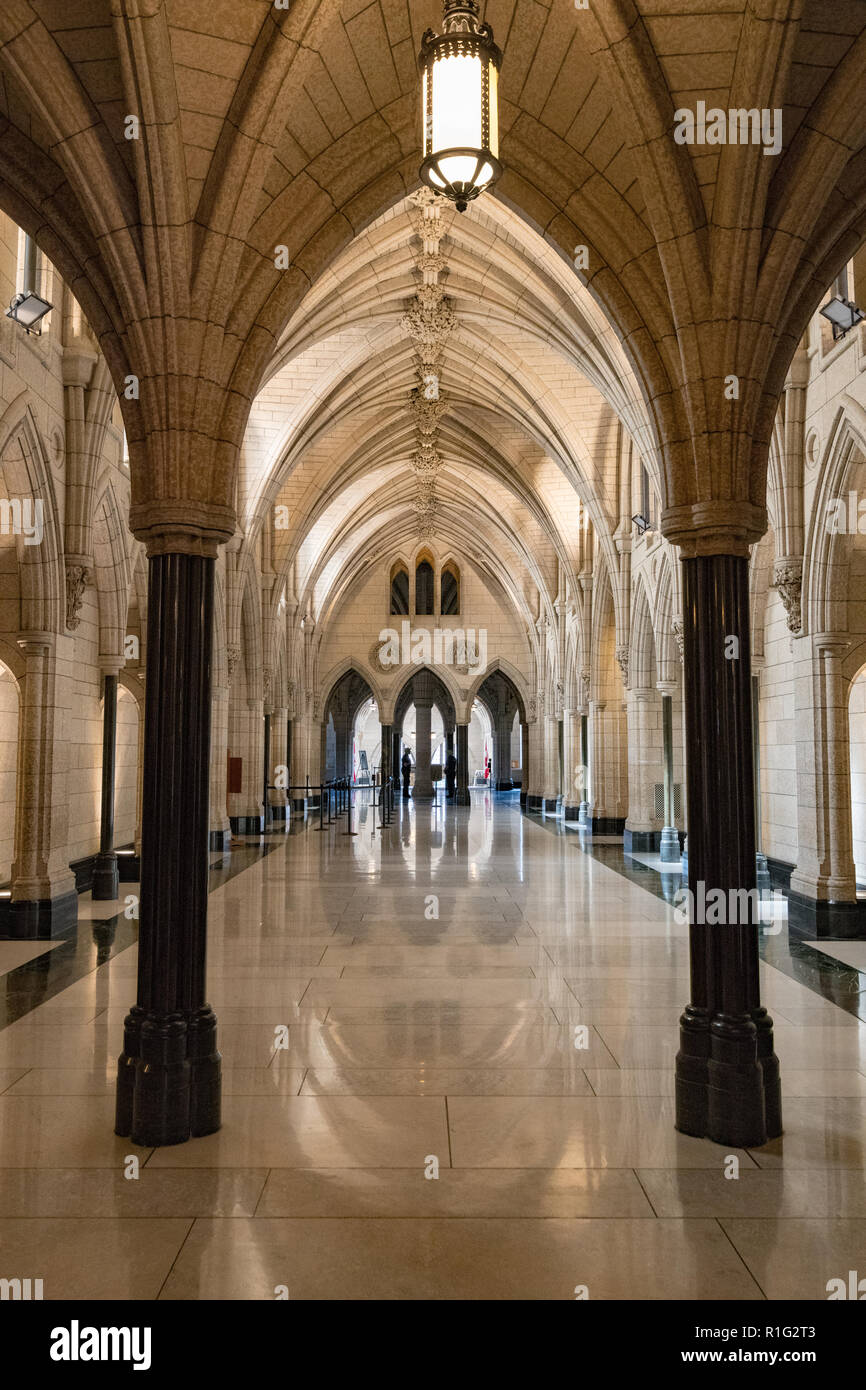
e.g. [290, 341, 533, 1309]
[317, 555, 531, 720]
[0, 662, 18, 880]
[115, 686, 140, 850]
[758, 589, 799, 866]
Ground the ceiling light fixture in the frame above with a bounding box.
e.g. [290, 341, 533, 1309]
[418, 0, 502, 212]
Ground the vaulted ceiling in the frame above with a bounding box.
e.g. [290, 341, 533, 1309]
[1, 1, 864, 555]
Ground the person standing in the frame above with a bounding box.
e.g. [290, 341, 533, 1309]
[401, 747, 413, 799]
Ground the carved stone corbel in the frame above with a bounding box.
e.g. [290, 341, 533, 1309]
[772, 557, 803, 635]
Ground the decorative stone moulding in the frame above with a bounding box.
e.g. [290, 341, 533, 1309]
[65, 563, 90, 630]
[615, 645, 629, 687]
[772, 557, 803, 634]
[401, 285, 457, 346]
[226, 643, 241, 685]
[671, 618, 684, 664]
[410, 392, 447, 435]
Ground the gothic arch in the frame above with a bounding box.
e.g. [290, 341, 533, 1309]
[0, 393, 63, 634]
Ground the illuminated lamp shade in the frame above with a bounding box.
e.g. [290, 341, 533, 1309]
[419, 0, 502, 212]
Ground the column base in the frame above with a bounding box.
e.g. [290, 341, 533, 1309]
[495, 779, 514, 791]
[0, 890, 78, 940]
[563, 804, 581, 821]
[115, 1004, 221, 1147]
[91, 852, 119, 901]
[676, 1009, 782, 1146]
[270, 805, 287, 823]
[455, 788, 471, 805]
[519, 790, 527, 808]
[526, 794, 543, 812]
[290, 798, 306, 815]
[209, 829, 230, 852]
[542, 797, 559, 814]
[659, 826, 681, 863]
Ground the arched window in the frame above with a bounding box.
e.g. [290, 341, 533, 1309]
[390, 564, 409, 615]
[415, 559, 434, 615]
[441, 562, 459, 615]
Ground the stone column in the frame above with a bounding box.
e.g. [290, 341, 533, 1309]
[92, 666, 120, 900]
[789, 634, 860, 933]
[526, 710, 544, 811]
[543, 715, 560, 813]
[675, 554, 780, 1148]
[578, 712, 589, 824]
[562, 709, 581, 819]
[413, 676, 434, 799]
[269, 706, 288, 826]
[209, 686, 230, 851]
[624, 686, 659, 851]
[658, 683, 680, 862]
[494, 711, 514, 790]
[455, 722, 470, 804]
[752, 675, 770, 895]
[115, 552, 220, 1147]
[4, 633, 77, 938]
[519, 720, 529, 807]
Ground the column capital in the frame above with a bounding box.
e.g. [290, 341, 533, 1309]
[662, 501, 766, 557]
[811, 632, 849, 657]
[130, 502, 235, 558]
[16, 631, 55, 656]
[656, 680, 679, 698]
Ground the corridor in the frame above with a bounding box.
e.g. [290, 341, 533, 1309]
[0, 796, 864, 1301]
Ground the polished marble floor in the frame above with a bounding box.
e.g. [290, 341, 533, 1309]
[2, 792, 866, 1299]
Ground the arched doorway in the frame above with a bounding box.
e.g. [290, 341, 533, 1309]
[393, 668, 456, 801]
[322, 668, 374, 783]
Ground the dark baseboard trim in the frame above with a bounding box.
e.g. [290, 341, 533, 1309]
[209, 830, 230, 852]
[624, 828, 660, 853]
[563, 804, 581, 821]
[526, 794, 543, 812]
[519, 791, 527, 808]
[270, 806, 287, 822]
[0, 889, 79, 940]
[69, 855, 94, 894]
[495, 779, 514, 792]
[542, 797, 559, 813]
[766, 856, 795, 892]
[590, 815, 626, 836]
[787, 889, 866, 940]
[230, 816, 264, 835]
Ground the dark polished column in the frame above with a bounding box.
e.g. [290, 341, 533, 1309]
[115, 552, 220, 1147]
[92, 669, 120, 900]
[262, 711, 272, 831]
[675, 554, 781, 1147]
[455, 723, 470, 804]
[380, 722, 392, 786]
